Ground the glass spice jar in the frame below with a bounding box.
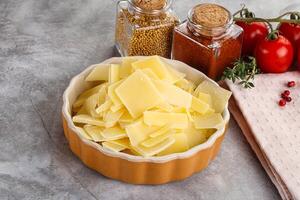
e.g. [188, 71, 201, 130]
[172, 3, 243, 80]
[115, 0, 179, 58]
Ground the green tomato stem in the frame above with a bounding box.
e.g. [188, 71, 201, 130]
[234, 17, 300, 24]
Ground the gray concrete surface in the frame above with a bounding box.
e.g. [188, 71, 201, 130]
[1, 0, 297, 199]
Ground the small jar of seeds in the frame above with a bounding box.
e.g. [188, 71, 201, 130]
[115, 0, 179, 58]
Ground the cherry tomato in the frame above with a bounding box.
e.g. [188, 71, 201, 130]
[297, 41, 300, 70]
[255, 35, 294, 73]
[236, 21, 268, 56]
[278, 22, 300, 53]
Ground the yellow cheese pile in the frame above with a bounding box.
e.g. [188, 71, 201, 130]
[72, 56, 231, 157]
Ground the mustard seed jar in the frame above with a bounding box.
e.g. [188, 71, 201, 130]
[115, 0, 179, 58]
[172, 3, 243, 80]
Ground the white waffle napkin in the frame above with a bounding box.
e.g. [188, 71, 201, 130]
[225, 71, 300, 200]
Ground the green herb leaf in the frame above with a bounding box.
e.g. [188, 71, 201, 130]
[222, 56, 259, 89]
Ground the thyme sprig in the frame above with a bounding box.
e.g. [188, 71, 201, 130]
[222, 56, 260, 89]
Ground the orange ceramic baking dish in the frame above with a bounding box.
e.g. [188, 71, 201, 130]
[62, 57, 230, 184]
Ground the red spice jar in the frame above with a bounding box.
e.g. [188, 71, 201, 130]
[172, 3, 243, 80]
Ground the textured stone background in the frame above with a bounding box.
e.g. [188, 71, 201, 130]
[1, 0, 298, 199]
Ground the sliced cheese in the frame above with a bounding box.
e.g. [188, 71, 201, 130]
[107, 80, 124, 110]
[109, 138, 130, 149]
[140, 68, 159, 80]
[101, 126, 127, 140]
[108, 64, 120, 84]
[198, 92, 213, 107]
[149, 125, 171, 138]
[75, 127, 92, 140]
[206, 107, 215, 114]
[119, 111, 134, 123]
[195, 80, 231, 113]
[132, 137, 175, 157]
[83, 125, 105, 142]
[157, 133, 189, 156]
[73, 114, 105, 127]
[186, 108, 194, 122]
[95, 99, 112, 114]
[84, 87, 106, 117]
[164, 63, 186, 83]
[183, 122, 207, 148]
[155, 102, 174, 112]
[191, 96, 209, 114]
[141, 131, 172, 147]
[110, 104, 124, 112]
[153, 80, 192, 108]
[102, 141, 126, 152]
[118, 121, 131, 129]
[144, 111, 188, 129]
[126, 148, 142, 156]
[73, 84, 103, 108]
[120, 57, 136, 78]
[85, 64, 109, 81]
[72, 56, 230, 157]
[115, 70, 163, 118]
[193, 113, 224, 129]
[172, 107, 186, 113]
[175, 78, 196, 93]
[131, 56, 170, 80]
[104, 108, 125, 128]
[125, 119, 159, 146]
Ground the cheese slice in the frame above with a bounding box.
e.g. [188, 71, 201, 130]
[96, 99, 112, 113]
[108, 64, 120, 84]
[85, 64, 109, 81]
[155, 102, 174, 112]
[157, 133, 189, 156]
[73, 114, 105, 127]
[107, 80, 124, 110]
[183, 122, 208, 148]
[185, 108, 194, 122]
[125, 119, 159, 146]
[193, 113, 224, 129]
[75, 127, 92, 140]
[206, 107, 215, 114]
[141, 131, 172, 147]
[119, 111, 134, 123]
[191, 96, 209, 114]
[144, 111, 188, 129]
[140, 68, 160, 80]
[153, 80, 192, 108]
[198, 92, 213, 107]
[109, 138, 130, 149]
[101, 126, 127, 140]
[115, 70, 163, 118]
[195, 80, 232, 113]
[73, 84, 103, 108]
[131, 56, 170, 80]
[83, 125, 105, 142]
[104, 108, 125, 128]
[172, 107, 186, 113]
[120, 57, 136, 78]
[164, 63, 186, 83]
[110, 104, 124, 113]
[149, 125, 171, 138]
[118, 121, 131, 129]
[84, 87, 106, 117]
[132, 137, 175, 157]
[175, 78, 196, 93]
[102, 141, 126, 152]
